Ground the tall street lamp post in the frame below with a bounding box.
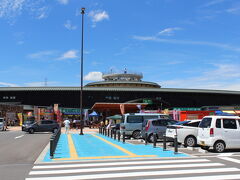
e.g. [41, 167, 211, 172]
[80, 7, 85, 135]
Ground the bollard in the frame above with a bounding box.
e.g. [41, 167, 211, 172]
[163, 134, 166, 151]
[174, 134, 178, 154]
[153, 133, 157, 148]
[104, 128, 107, 136]
[110, 129, 113, 138]
[145, 132, 148, 145]
[107, 129, 110, 137]
[118, 131, 121, 142]
[50, 138, 54, 159]
[114, 130, 116, 140]
[123, 132, 125, 143]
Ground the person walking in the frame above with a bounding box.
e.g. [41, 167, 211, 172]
[63, 118, 70, 134]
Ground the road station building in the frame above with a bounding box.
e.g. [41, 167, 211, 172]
[0, 71, 240, 111]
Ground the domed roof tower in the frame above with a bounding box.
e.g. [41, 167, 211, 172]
[85, 69, 161, 88]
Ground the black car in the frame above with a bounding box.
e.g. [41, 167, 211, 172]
[22, 120, 35, 131]
[23, 120, 59, 134]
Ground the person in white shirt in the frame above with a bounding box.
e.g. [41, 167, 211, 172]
[63, 119, 71, 134]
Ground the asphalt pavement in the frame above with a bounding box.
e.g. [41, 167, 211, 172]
[0, 127, 51, 180]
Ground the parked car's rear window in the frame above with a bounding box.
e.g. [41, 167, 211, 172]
[159, 115, 172, 119]
[199, 118, 212, 128]
[183, 121, 200, 127]
[152, 120, 177, 126]
[127, 116, 143, 123]
[223, 119, 237, 129]
[143, 116, 159, 120]
[175, 121, 190, 125]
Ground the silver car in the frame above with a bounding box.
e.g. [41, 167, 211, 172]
[142, 119, 178, 143]
[120, 113, 171, 139]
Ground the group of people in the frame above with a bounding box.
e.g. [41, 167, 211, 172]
[63, 118, 82, 134]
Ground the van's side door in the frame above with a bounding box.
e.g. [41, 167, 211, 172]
[222, 119, 239, 148]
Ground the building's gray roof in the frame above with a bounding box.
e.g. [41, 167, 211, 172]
[85, 80, 160, 87]
[0, 86, 240, 95]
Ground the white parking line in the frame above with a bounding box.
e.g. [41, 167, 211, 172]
[26, 168, 239, 180]
[218, 153, 234, 157]
[146, 174, 240, 180]
[219, 157, 240, 164]
[33, 159, 210, 169]
[30, 163, 224, 175]
[15, 135, 24, 139]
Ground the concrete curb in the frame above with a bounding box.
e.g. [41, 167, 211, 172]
[34, 142, 50, 164]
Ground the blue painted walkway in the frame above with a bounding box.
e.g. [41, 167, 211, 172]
[43, 133, 189, 162]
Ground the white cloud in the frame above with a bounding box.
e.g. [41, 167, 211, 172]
[0, 0, 49, 22]
[84, 72, 103, 81]
[202, 0, 226, 7]
[159, 63, 240, 91]
[57, 0, 69, 5]
[27, 51, 56, 59]
[36, 6, 49, 19]
[24, 81, 58, 87]
[226, 6, 240, 14]
[158, 27, 182, 36]
[133, 35, 240, 52]
[0, 0, 26, 18]
[58, 50, 78, 60]
[0, 82, 18, 87]
[88, 10, 109, 27]
[64, 20, 77, 30]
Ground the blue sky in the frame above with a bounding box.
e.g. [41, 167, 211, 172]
[0, 0, 240, 91]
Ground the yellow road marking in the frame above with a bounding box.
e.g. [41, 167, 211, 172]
[67, 134, 78, 159]
[54, 155, 156, 161]
[91, 134, 136, 156]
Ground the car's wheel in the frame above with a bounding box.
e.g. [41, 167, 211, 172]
[53, 128, 58, 134]
[132, 130, 141, 139]
[184, 136, 197, 147]
[214, 141, 225, 153]
[29, 128, 34, 134]
[201, 146, 210, 150]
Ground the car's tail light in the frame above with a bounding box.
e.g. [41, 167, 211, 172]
[145, 121, 150, 131]
[175, 126, 183, 129]
[210, 128, 214, 136]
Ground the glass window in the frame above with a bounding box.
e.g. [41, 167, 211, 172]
[152, 120, 161, 126]
[143, 116, 158, 120]
[183, 121, 200, 127]
[127, 116, 143, 123]
[159, 115, 171, 119]
[216, 119, 221, 128]
[223, 119, 237, 129]
[199, 118, 212, 128]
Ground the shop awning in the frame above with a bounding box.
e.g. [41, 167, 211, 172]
[91, 103, 148, 115]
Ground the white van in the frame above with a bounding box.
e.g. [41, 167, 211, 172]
[198, 115, 240, 153]
[120, 113, 171, 139]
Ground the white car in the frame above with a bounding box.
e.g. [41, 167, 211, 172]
[166, 119, 201, 147]
[0, 118, 6, 131]
[198, 115, 240, 153]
